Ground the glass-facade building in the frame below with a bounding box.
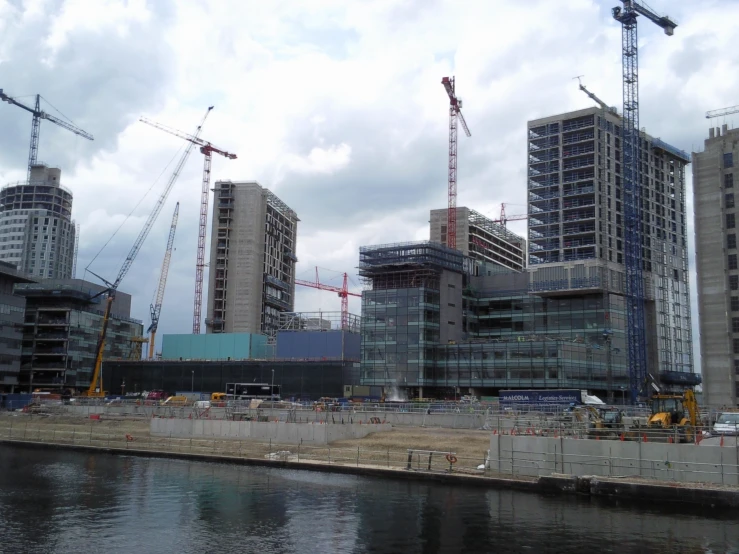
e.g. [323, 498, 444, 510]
[359, 241, 636, 401]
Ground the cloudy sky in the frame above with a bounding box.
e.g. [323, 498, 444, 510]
[1, 0, 738, 366]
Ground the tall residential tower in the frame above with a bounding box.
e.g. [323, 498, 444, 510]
[206, 181, 298, 336]
[527, 106, 695, 389]
[694, 123, 739, 408]
[0, 164, 76, 279]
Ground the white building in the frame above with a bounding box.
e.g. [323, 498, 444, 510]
[0, 164, 76, 279]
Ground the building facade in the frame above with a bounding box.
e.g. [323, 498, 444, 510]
[15, 280, 143, 391]
[430, 207, 526, 271]
[0, 164, 76, 279]
[206, 181, 298, 336]
[0, 262, 34, 392]
[528, 107, 695, 387]
[693, 123, 739, 407]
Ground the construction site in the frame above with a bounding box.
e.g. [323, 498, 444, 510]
[3, 1, 739, 498]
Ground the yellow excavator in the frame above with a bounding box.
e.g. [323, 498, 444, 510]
[647, 389, 699, 443]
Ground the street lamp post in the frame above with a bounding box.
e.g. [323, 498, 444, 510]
[191, 370, 194, 392]
[603, 330, 613, 404]
[271, 369, 275, 400]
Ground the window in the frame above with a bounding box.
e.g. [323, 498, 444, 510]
[733, 318, 739, 333]
[727, 193, 735, 209]
[732, 275, 739, 290]
[732, 297, 739, 311]
[726, 173, 734, 189]
[735, 359, 739, 374]
[729, 234, 737, 249]
[731, 254, 738, 270]
[447, 321, 455, 325]
[725, 152, 734, 168]
[733, 338, 739, 354]
[728, 214, 736, 229]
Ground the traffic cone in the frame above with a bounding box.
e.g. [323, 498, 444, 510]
[668, 436, 673, 444]
[642, 434, 648, 442]
[720, 435, 725, 447]
[619, 433, 625, 441]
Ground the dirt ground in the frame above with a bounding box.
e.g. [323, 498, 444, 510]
[0, 413, 491, 470]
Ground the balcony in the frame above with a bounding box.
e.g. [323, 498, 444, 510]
[563, 156, 594, 171]
[562, 210, 595, 223]
[562, 131, 594, 145]
[563, 185, 595, 197]
[563, 169, 595, 183]
[530, 136, 559, 151]
[529, 148, 559, 163]
[530, 214, 560, 226]
[563, 144, 595, 158]
[562, 224, 595, 236]
[562, 196, 595, 209]
[529, 228, 560, 239]
[562, 116, 594, 132]
[529, 189, 560, 201]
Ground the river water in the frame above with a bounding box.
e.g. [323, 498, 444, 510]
[0, 445, 737, 553]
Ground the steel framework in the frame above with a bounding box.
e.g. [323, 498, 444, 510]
[441, 76, 471, 250]
[612, 0, 676, 403]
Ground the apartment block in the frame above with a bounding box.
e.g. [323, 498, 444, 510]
[0, 164, 76, 279]
[694, 123, 739, 408]
[430, 207, 526, 271]
[15, 279, 142, 391]
[527, 107, 695, 387]
[206, 181, 298, 336]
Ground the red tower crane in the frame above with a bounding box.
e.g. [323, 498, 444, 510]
[441, 76, 471, 250]
[493, 202, 528, 227]
[295, 268, 361, 330]
[139, 116, 237, 335]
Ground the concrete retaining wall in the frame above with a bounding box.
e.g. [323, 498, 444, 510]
[490, 434, 739, 485]
[150, 418, 391, 444]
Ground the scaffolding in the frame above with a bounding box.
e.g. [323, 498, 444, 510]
[278, 311, 360, 334]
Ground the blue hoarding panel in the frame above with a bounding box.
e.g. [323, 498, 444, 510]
[499, 389, 582, 405]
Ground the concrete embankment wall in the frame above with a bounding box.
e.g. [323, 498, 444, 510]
[490, 434, 739, 486]
[150, 418, 391, 444]
[60, 405, 537, 431]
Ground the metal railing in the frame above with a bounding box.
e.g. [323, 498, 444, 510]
[0, 424, 488, 475]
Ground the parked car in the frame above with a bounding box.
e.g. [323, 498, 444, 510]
[193, 400, 211, 409]
[713, 412, 739, 436]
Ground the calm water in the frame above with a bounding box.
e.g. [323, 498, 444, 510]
[0, 446, 737, 553]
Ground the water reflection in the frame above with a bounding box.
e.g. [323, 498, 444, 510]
[0, 446, 736, 553]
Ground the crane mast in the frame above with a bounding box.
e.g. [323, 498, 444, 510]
[441, 76, 471, 250]
[612, 0, 677, 403]
[85, 108, 211, 396]
[148, 202, 180, 359]
[0, 89, 94, 181]
[138, 116, 236, 335]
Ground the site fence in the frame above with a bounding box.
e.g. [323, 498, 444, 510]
[490, 434, 739, 486]
[0, 423, 487, 475]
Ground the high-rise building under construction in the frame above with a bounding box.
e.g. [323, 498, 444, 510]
[526, 106, 696, 389]
[0, 164, 76, 279]
[693, 123, 739, 408]
[205, 181, 298, 336]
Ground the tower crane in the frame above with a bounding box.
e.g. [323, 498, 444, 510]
[295, 268, 361, 330]
[148, 202, 180, 359]
[83, 107, 212, 396]
[706, 105, 739, 119]
[611, 0, 677, 403]
[441, 76, 471, 250]
[139, 117, 237, 335]
[0, 89, 94, 182]
[493, 203, 528, 228]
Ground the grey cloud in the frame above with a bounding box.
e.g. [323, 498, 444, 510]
[0, 0, 176, 173]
